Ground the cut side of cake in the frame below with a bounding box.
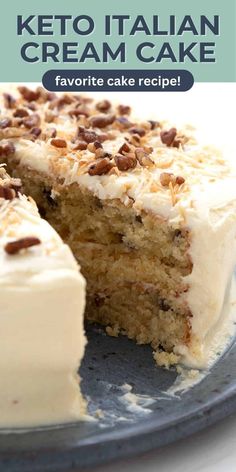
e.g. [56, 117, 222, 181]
[0, 86, 236, 369]
[0, 165, 86, 428]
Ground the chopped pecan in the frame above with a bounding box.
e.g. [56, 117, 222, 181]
[3, 93, 16, 109]
[118, 142, 131, 155]
[117, 104, 131, 115]
[0, 186, 16, 200]
[160, 172, 175, 186]
[49, 95, 74, 109]
[0, 118, 12, 129]
[96, 100, 111, 112]
[23, 113, 40, 129]
[69, 106, 89, 118]
[77, 127, 104, 144]
[13, 108, 29, 118]
[160, 128, 180, 148]
[87, 141, 103, 153]
[0, 142, 15, 156]
[116, 117, 133, 129]
[114, 153, 137, 171]
[88, 158, 114, 176]
[135, 148, 154, 167]
[148, 120, 159, 130]
[5, 237, 41, 255]
[129, 127, 146, 137]
[51, 138, 67, 148]
[175, 176, 185, 185]
[72, 140, 88, 151]
[18, 86, 40, 102]
[89, 114, 115, 129]
[30, 127, 41, 138]
[160, 172, 185, 187]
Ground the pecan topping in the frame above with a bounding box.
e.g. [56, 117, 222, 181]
[69, 106, 89, 118]
[49, 95, 74, 109]
[96, 100, 111, 112]
[0, 176, 22, 200]
[129, 127, 146, 137]
[0, 186, 16, 200]
[160, 128, 180, 148]
[148, 120, 159, 130]
[30, 127, 41, 138]
[51, 138, 67, 148]
[5, 237, 41, 255]
[88, 158, 114, 176]
[114, 153, 137, 171]
[23, 113, 40, 129]
[18, 86, 40, 102]
[118, 142, 131, 155]
[89, 114, 115, 129]
[3, 93, 16, 109]
[117, 104, 131, 115]
[0, 142, 15, 156]
[87, 141, 103, 153]
[135, 148, 154, 167]
[77, 127, 105, 144]
[116, 117, 133, 129]
[175, 176, 185, 185]
[0, 118, 12, 129]
[71, 140, 88, 151]
[160, 172, 185, 187]
[13, 108, 29, 118]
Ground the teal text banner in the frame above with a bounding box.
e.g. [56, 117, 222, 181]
[0, 0, 235, 82]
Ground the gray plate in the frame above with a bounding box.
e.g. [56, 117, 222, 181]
[1, 323, 236, 472]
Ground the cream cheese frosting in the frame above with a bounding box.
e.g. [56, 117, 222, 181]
[0, 171, 86, 428]
[0, 86, 236, 369]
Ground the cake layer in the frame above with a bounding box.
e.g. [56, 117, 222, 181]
[0, 167, 86, 428]
[0, 86, 236, 368]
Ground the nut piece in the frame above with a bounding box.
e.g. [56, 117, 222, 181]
[175, 176, 185, 185]
[160, 172, 185, 187]
[18, 86, 40, 102]
[135, 148, 154, 167]
[160, 128, 180, 148]
[51, 138, 67, 148]
[160, 172, 175, 186]
[0, 118, 12, 129]
[23, 113, 40, 129]
[129, 127, 146, 137]
[13, 108, 29, 118]
[0, 186, 16, 200]
[89, 114, 115, 129]
[117, 104, 131, 115]
[0, 142, 15, 157]
[96, 100, 111, 112]
[88, 158, 114, 176]
[3, 93, 16, 109]
[114, 153, 137, 171]
[5, 237, 41, 255]
[118, 142, 131, 155]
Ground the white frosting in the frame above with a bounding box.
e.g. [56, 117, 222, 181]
[0, 195, 86, 428]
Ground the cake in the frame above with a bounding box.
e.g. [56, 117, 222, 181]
[0, 165, 86, 427]
[0, 86, 236, 370]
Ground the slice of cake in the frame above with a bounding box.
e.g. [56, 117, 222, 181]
[0, 166, 86, 428]
[0, 86, 236, 369]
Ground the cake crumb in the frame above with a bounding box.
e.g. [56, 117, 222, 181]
[106, 325, 120, 337]
[153, 350, 180, 369]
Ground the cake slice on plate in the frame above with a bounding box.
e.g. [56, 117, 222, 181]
[0, 86, 236, 369]
[0, 165, 86, 428]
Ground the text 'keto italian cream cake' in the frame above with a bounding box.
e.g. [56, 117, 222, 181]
[0, 85, 236, 379]
[0, 166, 86, 427]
